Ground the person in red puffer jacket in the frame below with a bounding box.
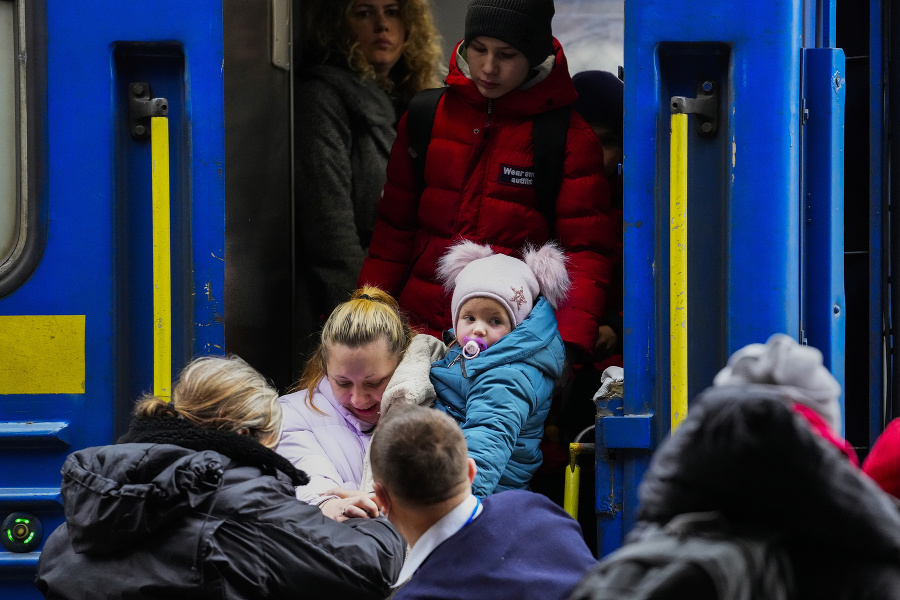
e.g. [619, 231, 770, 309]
[358, 0, 618, 364]
[863, 418, 900, 501]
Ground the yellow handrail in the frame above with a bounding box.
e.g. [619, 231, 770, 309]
[563, 442, 594, 520]
[564, 444, 582, 520]
[151, 115, 172, 400]
[670, 112, 688, 431]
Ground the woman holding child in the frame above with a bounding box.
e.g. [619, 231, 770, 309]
[276, 286, 444, 520]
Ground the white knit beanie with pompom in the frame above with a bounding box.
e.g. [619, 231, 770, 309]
[712, 333, 843, 435]
[436, 239, 570, 328]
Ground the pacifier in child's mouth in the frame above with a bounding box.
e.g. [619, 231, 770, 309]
[462, 336, 488, 359]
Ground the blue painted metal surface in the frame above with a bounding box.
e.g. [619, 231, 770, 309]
[802, 48, 846, 432]
[822, 0, 837, 47]
[602, 415, 653, 449]
[0, 422, 70, 447]
[0, 0, 226, 593]
[594, 396, 625, 558]
[619, 0, 806, 555]
[868, 0, 887, 446]
[0, 489, 62, 508]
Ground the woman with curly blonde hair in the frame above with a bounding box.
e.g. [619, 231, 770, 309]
[294, 0, 443, 354]
[302, 0, 443, 104]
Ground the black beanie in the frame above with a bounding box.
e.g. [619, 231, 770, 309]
[572, 70, 624, 134]
[464, 0, 555, 68]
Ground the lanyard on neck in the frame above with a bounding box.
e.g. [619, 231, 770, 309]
[463, 496, 481, 527]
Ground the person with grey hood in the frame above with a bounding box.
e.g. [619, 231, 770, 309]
[35, 355, 405, 600]
[570, 334, 900, 600]
[293, 0, 442, 352]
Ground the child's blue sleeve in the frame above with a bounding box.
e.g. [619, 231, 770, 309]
[461, 367, 537, 497]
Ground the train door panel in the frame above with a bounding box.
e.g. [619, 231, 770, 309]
[223, 0, 294, 393]
[113, 46, 194, 435]
[801, 47, 847, 432]
[616, 0, 847, 555]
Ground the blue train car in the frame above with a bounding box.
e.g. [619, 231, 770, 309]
[0, 0, 893, 596]
[597, 0, 890, 555]
[0, 0, 294, 595]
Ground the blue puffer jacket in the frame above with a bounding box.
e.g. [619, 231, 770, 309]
[431, 297, 564, 497]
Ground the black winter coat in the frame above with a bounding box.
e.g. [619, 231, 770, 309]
[36, 415, 404, 599]
[573, 385, 900, 600]
[645, 386, 900, 599]
[294, 63, 398, 325]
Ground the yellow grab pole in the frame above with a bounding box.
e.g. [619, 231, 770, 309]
[563, 444, 581, 520]
[670, 111, 688, 432]
[151, 115, 172, 400]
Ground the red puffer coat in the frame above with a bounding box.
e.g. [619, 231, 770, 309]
[358, 39, 618, 355]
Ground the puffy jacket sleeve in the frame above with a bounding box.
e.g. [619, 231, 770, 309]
[463, 367, 536, 497]
[358, 111, 421, 294]
[277, 394, 360, 503]
[295, 78, 367, 310]
[225, 504, 405, 599]
[554, 121, 620, 355]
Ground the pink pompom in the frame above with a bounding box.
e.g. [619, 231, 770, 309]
[523, 242, 570, 308]
[436, 240, 495, 290]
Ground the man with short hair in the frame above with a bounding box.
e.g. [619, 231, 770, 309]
[370, 405, 597, 600]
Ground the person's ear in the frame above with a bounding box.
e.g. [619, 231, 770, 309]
[466, 457, 477, 486]
[236, 427, 250, 437]
[373, 481, 392, 517]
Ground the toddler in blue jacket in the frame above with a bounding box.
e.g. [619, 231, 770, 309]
[431, 240, 570, 497]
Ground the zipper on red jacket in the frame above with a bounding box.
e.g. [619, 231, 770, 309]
[460, 99, 494, 184]
[452, 99, 495, 232]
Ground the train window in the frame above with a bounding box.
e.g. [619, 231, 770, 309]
[0, 0, 16, 265]
[0, 0, 43, 296]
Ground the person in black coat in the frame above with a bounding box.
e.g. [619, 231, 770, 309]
[571, 334, 900, 600]
[35, 355, 405, 600]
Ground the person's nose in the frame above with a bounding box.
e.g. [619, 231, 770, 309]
[350, 387, 370, 407]
[473, 321, 487, 336]
[483, 54, 498, 74]
[374, 10, 388, 32]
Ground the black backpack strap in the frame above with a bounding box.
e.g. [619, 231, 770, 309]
[532, 106, 571, 228]
[406, 86, 447, 193]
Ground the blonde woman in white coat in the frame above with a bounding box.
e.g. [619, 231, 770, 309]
[277, 286, 444, 521]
